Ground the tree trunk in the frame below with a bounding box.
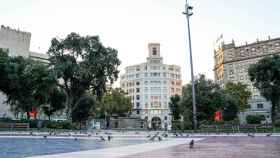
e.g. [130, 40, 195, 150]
[26, 111, 30, 120]
[48, 115, 51, 121]
[271, 104, 275, 125]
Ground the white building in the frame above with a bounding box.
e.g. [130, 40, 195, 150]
[214, 36, 280, 123]
[120, 43, 182, 130]
[0, 25, 49, 118]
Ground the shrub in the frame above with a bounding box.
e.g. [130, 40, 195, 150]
[274, 120, 280, 127]
[246, 115, 265, 124]
[44, 121, 75, 129]
[172, 120, 183, 130]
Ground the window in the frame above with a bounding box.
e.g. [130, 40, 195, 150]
[136, 102, 140, 108]
[136, 73, 139, 78]
[136, 110, 140, 114]
[136, 82, 140, 86]
[257, 104, 263, 109]
[136, 88, 140, 93]
[164, 116, 168, 120]
[151, 72, 160, 77]
[145, 87, 148, 92]
[152, 47, 157, 55]
[145, 95, 148, 99]
[136, 95, 140, 100]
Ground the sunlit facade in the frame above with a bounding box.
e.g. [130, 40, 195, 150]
[120, 43, 182, 130]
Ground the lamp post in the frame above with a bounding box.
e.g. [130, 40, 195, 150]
[183, 0, 197, 130]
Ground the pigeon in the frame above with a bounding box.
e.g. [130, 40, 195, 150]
[100, 136, 106, 141]
[248, 133, 255, 138]
[266, 133, 272, 137]
[189, 140, 194, 149]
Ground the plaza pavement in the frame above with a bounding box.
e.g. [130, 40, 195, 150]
[122, 136, 280, 158]
[29, 138, 204, 158]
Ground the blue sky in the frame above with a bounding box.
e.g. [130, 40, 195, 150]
[1, 0, 280, 85]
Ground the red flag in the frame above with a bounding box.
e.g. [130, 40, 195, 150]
[28, 108, 37, 119]
[214, 110, 222, 121]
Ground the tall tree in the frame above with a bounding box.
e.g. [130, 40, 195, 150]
[99, 88, 131, 117]
[222, 94, 238, 121]
[180, 75, 225, 128]
[0, 54, 56, 119]
[169, 94, 181, 121]
[248, 55, 280, 124]
[224, 82, 252, 111]
[71, 94, 96, 129]
[42, 87, 66, 120]
[0, 49, 9, 91]
[98, 88, 132, 128]
[47, 33, 121, 119]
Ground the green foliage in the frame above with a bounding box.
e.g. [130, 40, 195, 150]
[224, 82, 251, 111]
[47, 33, 121, 120]
[42, 88, 66, 120]
[0, 53, 57, 118]
[222, 95, 239, 121]
[248, 55, 280, 124]
[180, 75, 246, 129]
[169, 94, 181, 121]
[98, 88, 131, 117]
[71, 95, 96, 125]
[181, 75, 225, 127]
[45, 121, 74, 129]
[275, 120, 280, 127]
[246, 115, 265, 124]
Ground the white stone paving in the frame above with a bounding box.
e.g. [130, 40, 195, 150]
[29, 138, 204, 158]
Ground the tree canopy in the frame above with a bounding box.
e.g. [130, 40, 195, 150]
[71, 94, 96, 129]
[47, 33, 121, 119]
[224, 82, 251, 111]
[181, 75, 225, 127]
[99, 88, 132, 117]
[42, 87, 66, 120]
[0, 49, 57, 118]
[248, 54, 280, 124]
[169, 94, 181, 121]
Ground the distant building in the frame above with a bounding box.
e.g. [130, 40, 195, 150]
[214, 36, 280, 123]
[0, 25, 49, 118]
[120, 43, 182, 130]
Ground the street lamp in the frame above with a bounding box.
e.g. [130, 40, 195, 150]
[183, 0, 197, 130]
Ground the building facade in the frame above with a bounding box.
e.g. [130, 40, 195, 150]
[0, 25, 49, 118]
[120, 43, 182, 130]
[214, 37, 280, 123]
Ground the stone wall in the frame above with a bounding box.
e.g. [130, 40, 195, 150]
[0, 25, 31, 57]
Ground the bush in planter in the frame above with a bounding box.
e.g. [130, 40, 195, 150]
[246, 115, 265, 124]
[172, 120, 183, 130]
[44, 121, 75, 129]
[0, 117, 13, 123]
[274, 120, 280, 127]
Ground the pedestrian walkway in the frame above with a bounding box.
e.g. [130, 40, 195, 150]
[29, 138, 203, 158]
[122, 136, 280, 158]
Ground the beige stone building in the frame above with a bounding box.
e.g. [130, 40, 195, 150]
[214, 36, 280, 123]
[120, 43, 182, 130]
[0, 25, 49, 118]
